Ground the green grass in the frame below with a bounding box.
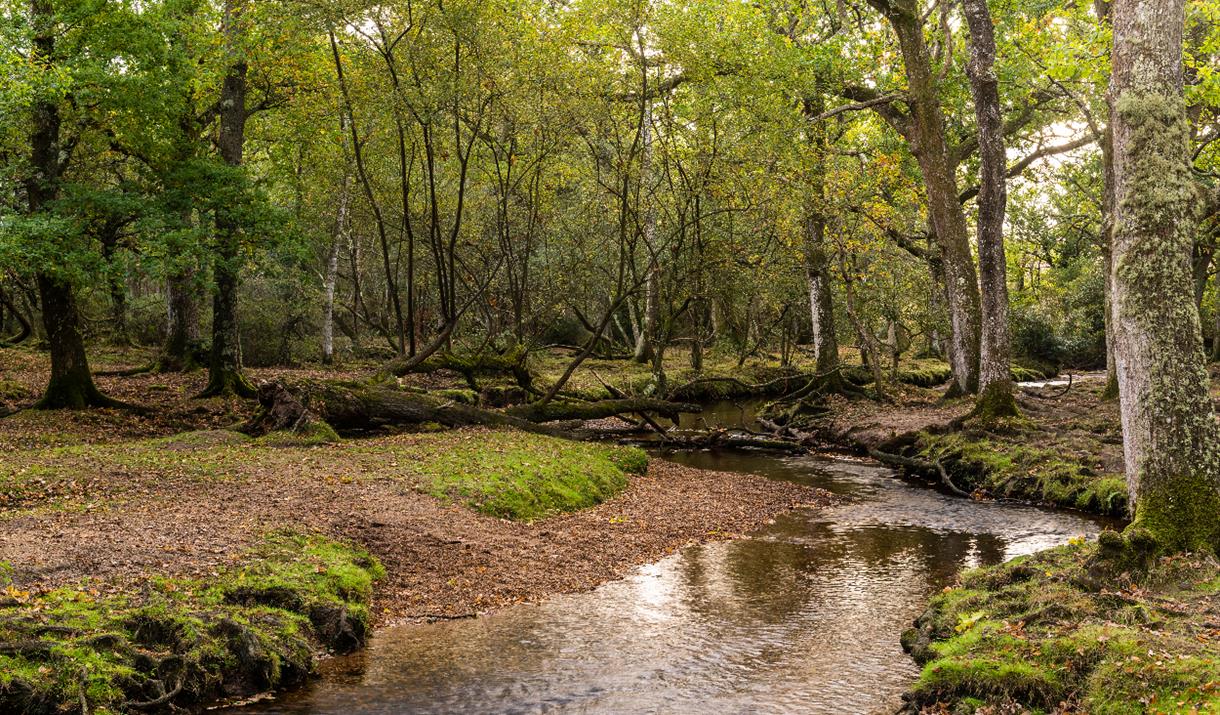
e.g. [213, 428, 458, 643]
[904, 539, 1220, 713]
[396, 430, 647, 520]
[0, 533, 383, 714]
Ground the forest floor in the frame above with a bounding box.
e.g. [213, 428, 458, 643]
[0, 345, 834, 712]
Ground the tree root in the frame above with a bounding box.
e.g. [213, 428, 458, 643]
[868, 448, 971, 498]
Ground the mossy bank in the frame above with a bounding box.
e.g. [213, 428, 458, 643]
[0, 533, 383, 714]
[901, 534, 1220, 713]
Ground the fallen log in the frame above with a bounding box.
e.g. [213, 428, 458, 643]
[505, 398, 701, 423]
[379, 348, 533, 390]
[248, 379, 564, 437]
[247, 380, 699, 438]
[618, 430, 808, 453]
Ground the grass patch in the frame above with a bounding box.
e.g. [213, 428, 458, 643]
[395, 429, 647, 520]
[903, 540, 1220, 713]
[0, 532, 383, 714]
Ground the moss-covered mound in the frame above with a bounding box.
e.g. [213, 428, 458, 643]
[918, 429, 1128, 516]
[0, 533, 383, 714]
[414, 430, 648, 520]
[902, 537, 1220, 714]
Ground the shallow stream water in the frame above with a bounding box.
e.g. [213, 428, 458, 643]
[226, 406, 1108, 715]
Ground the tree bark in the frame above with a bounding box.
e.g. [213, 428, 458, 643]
[161, 266, 203, 372]
[323, 143, 353, 366]
[248, 380, 696, 438]
[201, 0, 255, 398]
[35, 275, 115, 408]
[963, 0, 1017, 417]
[25, 0, 114, 409]
[801, 96, 844, 388]
[1101, 125, 1121, 398]
[0, 286, 32, 346]
[1109, 0, 1220, 551]
[633, 100, 659, 365]
[867, 0, 983, 395]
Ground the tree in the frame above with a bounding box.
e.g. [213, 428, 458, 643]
[21, 0, 122, 409]
[962, 0, 1017, 417]
[200, 0, 257, 397]
[1108, 0, 1220, 551]
[860, 0, 983, 397]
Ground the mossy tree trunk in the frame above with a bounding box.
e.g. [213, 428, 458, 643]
[1109, 0, 1220, 551]
[963, 0, 1017, 418]
[161, 265, 203, 372]
[201, 0, 255, 399]
[36, 275, 117, 409]
[1094, 0, 1121, 400]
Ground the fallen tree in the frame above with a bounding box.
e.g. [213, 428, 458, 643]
[245, 379, 702, 438]
[505, 397, 701, 423]
[379, 347, 534, 391]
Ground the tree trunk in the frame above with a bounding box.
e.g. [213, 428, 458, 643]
[633, 100, 658, 364]
[36, 275, 115, 408]
[201, 0, 255, 398]
[25, 0, 113, 409]
[869, 0, 982, 395]
[323, 150, 352, 366]
[161, 265, 203, 372]
[248, 380, 697, 438]
[1101, 126, 1121, 398]
[963, 0, 1017, 418]
[100, 230, 130, 347]
[0, 286, 32, 346]
[801, 95, 844, 389]
[1109, 0, 1220, 551]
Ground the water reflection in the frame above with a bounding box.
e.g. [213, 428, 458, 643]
[225, 450, 1105, 715]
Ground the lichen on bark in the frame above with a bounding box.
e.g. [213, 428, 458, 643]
[1110, 83, 1220, 552]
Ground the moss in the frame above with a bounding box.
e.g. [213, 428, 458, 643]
[431, 388, 479, 405]
[412, 430, 644, 520]
[918, 431, 1128, 516]
[0, 532, 382, 714]
[1111, 90, 1220, 553]
[970, 382, 1021, 423]
[254, 420, 341, 447]
[904, 541, 1220, 712]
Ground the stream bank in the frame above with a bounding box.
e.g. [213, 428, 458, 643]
[765, 375, 1129, 518]
[216, 442, 1107, 715]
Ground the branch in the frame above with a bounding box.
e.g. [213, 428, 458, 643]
[958, 134, 1097, 203]
[951, 86, 1063, 166]
[808, 92, 907, 123]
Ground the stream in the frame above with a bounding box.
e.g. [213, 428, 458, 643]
[226, 405, 1108, 714]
